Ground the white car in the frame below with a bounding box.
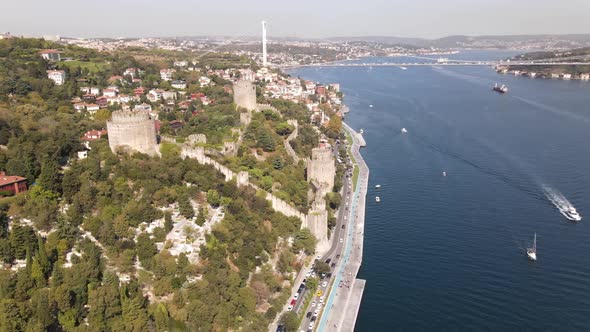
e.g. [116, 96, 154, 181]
[314, 309, 319, 316]
[322, 281, 328, 288]
[288, 305, 293, 311]
[316, 255, 321, 260]
[319, 296, 325, 303]
[339, 238, 343, 243]
[309, 322, 314, 329]
[311, 301, 316, 307]
[294, 293, 299, 300]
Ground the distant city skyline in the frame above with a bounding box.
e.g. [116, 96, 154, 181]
[2, 0, 590, 39]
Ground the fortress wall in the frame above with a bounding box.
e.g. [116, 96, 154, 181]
[181, 145, 307, 224]
[284, 120, 300, 163]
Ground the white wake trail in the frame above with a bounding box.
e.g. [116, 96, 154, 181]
[542, 185, 582, 221]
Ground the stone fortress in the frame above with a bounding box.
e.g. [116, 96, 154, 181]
[105, 83, 336, 255]
[107, 110, 158, 156]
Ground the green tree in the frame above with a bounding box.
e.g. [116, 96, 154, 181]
[280, 312, 299, 332]
[292, 228, 317, 255]
[178, 192, 195, 219]
[196, 207, 207, 226]
[38, 156, 62, 193]
[207, 189, 220, 207]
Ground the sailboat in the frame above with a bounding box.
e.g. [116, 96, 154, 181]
[526, 233, 537, 261]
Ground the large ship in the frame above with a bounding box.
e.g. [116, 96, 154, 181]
[493, 83, 508, 93]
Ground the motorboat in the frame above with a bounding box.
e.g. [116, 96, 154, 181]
[375, 196, 380, 203]
[375, 184, 381, 188]
[401, 127, 408, 134]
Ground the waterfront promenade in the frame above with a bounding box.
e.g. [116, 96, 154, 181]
[318, 122, 369, 332]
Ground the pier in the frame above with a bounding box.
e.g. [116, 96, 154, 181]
[318, 122, 369, 332]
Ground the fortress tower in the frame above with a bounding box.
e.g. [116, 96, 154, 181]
[307, 196, 329, 254]
[233, 80, 257, 111]
[307, 146, 336, 197]
[107, 110, 157, 156]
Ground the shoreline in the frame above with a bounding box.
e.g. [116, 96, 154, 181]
[317, 122, 368, 331]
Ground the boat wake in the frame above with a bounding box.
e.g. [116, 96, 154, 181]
[542, 185, 582, 221]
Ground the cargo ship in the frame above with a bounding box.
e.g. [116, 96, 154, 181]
[493, 83, 508, 93]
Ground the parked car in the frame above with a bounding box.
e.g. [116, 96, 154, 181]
[306, 312, 312, 318]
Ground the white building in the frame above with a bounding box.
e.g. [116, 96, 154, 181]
[199, 76, 211, 87]
[160, 69, 175, 81]
[40, 49, 61, 61]
[174, 60, 188, 67]
[47, 70, 66, 85]
[171, 80, 187, 90]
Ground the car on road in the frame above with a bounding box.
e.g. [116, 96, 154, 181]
[313, 309, 319, 317]
[306, 311, 312, 318]
[325, 258, 331, 264]
[309, 322, 314, 330]
[342, 224, 345, 229]
[339, 238, 343, 243]
[276, 325, 285, 332]
[331, 262, 336, 268]
[322, 281, 328, 288]
[316, 290, 323, 296]
[294, 293, 299, 300]
[311, 301, 316, 307]
[319, 296, 325, 303]
[311, 316, 317, 322]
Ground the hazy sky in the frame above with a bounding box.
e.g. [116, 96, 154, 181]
[2, 0, 590, 39]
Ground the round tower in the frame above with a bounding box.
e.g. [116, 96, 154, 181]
[107, 110, 157, 156]
[233, 80, 257, 111]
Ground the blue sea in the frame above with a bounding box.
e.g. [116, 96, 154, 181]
[290, 51, 590, 331]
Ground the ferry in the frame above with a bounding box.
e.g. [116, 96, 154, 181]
[493, 83, 508, 93]
[375, 196, 381, 203]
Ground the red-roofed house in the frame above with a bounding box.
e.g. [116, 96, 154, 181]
[0, 171, 27, 196]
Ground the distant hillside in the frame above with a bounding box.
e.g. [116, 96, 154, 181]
[328, 34, 590, 49]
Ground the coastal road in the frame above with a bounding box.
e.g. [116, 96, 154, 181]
[316, 124, 369, 332]
[272, 145, 354, 332]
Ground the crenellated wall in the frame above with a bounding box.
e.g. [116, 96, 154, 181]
[284, 119, 300, 163]
[180, 143, 331, 255]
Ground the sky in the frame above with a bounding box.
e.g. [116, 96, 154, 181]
[2, 0, 590, 39]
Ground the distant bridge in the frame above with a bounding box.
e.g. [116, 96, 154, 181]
[282, 61, 590, 69]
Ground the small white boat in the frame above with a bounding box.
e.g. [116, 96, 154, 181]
[526, 233, 537, 261]
[369, 104, 373, 108]
[442, 171, 447, 177]
[400, 66, 408, 70]
[375, 184, 381, 188]
[565, 207, 582, 222]
[375, 196, 380, 203]
[359, 129, 364, 135]
[401, 127, 408, 134]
